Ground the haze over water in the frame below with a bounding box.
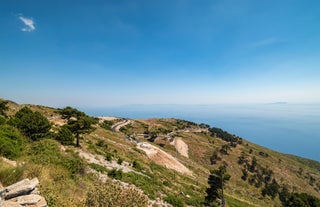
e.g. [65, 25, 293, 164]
[85, 103, 320, 162]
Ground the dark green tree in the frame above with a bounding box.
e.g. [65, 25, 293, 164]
[205, 165, 231, 207]
[60, 106, 85, 119]
[249, 156, 257, 172]
[10, 107, 51, 140]
[219, 144, 230, 155]
[210, 150, 221, 165]
[60, 107, 97, 147]
[285, 192, 320, 207]
[262, 179, 279, 199]
[279, 185, 290, 204]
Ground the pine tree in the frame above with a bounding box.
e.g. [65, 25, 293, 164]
[205, 165, 231, 207]
[60, 107, 97, 147]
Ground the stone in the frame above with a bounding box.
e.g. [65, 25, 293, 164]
[2, 200, 22, 207]
[16, 194, 42, 205]
[35, 196, 48, 207]
[4, 178, 39, 199]
[1, 178, 47, 207]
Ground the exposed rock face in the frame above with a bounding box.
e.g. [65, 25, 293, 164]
[137, 142, 193, 176]
[0, 178, 47, 207]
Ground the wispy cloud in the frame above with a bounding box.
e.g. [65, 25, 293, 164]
[251, 38, 279, 48]
[19, 15, 35, 32]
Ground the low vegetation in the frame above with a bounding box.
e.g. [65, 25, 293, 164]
[85, 180, 149, 207]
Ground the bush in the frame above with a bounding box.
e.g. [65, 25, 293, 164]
[133, 160, 142, 170]
[117, 157, 124, 165]
[164, 194, 184, 207]
[85, 180, 148, 207]
[261, 179, 279, 199]
[108, 169, 123, 180]
[280, 191, 320, 207]
[10, 107, 51, 140]
[27, 139, 86, 177]
[0, 125, 26, 159]
[56, 126, 74, 145]
[28, 139, 62, 165]
[96, 139, 107, 148]
[100, 120, 113, 131]
[105, 152, 113, 161]
[62, 152, 86, 176]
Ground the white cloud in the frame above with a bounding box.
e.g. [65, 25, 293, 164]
[19, 16, 35, 32]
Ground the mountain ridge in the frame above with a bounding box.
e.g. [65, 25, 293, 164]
[0, 98, 319, 207]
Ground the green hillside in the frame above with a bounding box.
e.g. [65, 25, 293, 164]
[0, 98, 319, 207]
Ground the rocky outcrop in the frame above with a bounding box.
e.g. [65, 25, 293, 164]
[0, 178, 47, 207]
[137, 142, 193, 176]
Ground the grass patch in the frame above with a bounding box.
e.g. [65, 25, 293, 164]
[164, 194, 185, 207]
[0, 125, 27, 159]
[27, 139, 86, 177]
[89, 163, 108, 173]
[0, 163, 24, 186]
[122, 172, 162, 199]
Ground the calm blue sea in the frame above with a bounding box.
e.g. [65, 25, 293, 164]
[83, 104, 320, 162]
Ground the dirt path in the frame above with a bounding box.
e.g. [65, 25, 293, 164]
[170, 137, 189, 158]
[111, 119, 132, 132]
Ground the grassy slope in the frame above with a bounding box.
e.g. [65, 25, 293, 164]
[0, 101, 319, 207]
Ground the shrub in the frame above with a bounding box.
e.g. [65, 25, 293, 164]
[117, 157, 123, 165]
[105, 152, 113, 161]
[261, 179, 279, 199]
[282, 192, 320, 207]
[0, 125, 26, 159]
[27, 139, 86, 177]
[108, 169, 123, 180]
[62, 152, 86, 176]
[133, 160, 142, 170]
[56, 126, 74, 145]
[163, 180, 171, 187]
[28, 139, 62, 165]
[164, 194, 184, 207]
[100, 120, 113, 131]
[10, 107, 51, 140]
[85, 180, 148, 207]
[96, 139, 106, 147]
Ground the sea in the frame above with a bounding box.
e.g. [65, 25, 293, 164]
[83, 103, 320, 162]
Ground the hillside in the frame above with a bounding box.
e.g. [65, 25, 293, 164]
[0, 99, 320, 207]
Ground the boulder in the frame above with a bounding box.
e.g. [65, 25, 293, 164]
[2, 201, 22, 207]
[0, 178, 47, 207]
[4, 178, 39, 199]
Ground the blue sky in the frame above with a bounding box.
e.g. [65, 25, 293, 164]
[1, 0, 320, 107]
